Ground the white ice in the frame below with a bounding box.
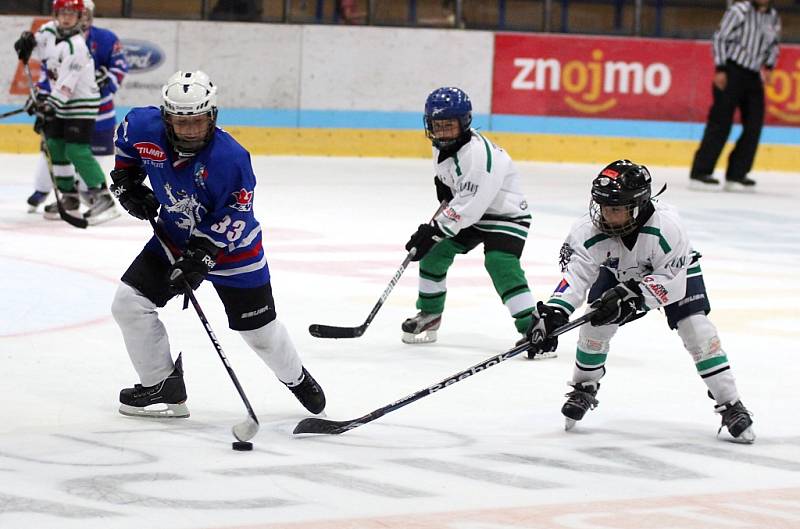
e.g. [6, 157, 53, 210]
[1, 153, 799, 529]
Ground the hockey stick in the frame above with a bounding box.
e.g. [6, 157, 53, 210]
[293, 310, 598, 435]
[308, 201, 448, 339]
[0, 107, 25, 119]
[23, 63, 88, 229]
[149, 218, 259, 441]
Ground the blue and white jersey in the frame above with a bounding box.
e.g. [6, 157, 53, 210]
[37, 25, 127, 130]
[115, 107, 269, 288]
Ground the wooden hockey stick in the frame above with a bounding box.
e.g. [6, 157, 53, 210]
[308, 201, 448, 339]
[294, 310, 598, 435]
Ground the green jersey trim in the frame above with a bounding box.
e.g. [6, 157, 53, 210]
[640, 226, 672, 253]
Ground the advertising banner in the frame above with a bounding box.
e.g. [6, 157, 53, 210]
[492, 33, 800, 127]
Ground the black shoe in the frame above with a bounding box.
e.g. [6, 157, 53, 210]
[689, 174, 720, 191]
[561, 381, 599, 430]
[286, 367, 326, 414]
[724, 177, 756, 192]
[119, 353, 189, 418]
[26, 190, 49, 211]
[715, 400, 755, 443]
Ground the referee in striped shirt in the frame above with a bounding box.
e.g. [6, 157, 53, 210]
[690, 0, 781, 192]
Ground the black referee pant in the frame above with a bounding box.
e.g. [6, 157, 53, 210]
[690, 62, 765, 182]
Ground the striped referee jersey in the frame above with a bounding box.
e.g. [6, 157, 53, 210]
[713, 1, 781, 72]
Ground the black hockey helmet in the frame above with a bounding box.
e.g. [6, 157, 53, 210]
[589, 159, 652, 236]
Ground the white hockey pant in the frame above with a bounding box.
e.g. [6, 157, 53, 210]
[676, 313, 740, 404]
[239, 320, 303, 385]
[113, 283, 305, 387]
[111, 283, 174, 387]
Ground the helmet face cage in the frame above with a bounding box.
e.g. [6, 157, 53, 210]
[423, 87, 472, 149]
[160, 71, 218, 155]
[589, 160, 652, 237]
[53, 0, 85, 37]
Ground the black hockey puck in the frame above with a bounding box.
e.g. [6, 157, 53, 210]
[232, 441, 253, 451]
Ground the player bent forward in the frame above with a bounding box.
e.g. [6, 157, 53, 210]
[524, 160, 754, 443]
[109, 70, 325, 418]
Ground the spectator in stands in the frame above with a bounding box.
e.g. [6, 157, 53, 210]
[689, 0, 781, 193]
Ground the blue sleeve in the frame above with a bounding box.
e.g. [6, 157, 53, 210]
[105, 33, 128, 94]
[113, 110, 143, 169]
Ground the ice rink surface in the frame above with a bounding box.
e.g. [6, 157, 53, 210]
[1, 153, 799, 529]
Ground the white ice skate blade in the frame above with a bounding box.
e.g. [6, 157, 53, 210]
[724, 182, 756, 193]
[564, 418, 577, 431]
[85, 206, 121, 226]
[119, 402, 190, 419]
[688, 180, 721, 192]
[402, 330, 438, 344]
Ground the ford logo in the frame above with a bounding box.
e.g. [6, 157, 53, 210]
[121, 39, 165, 73]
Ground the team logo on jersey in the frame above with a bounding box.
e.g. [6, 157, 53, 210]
[458, 181, 479, 197]
[230, 188, 253, 212]
[554, 278, 570, 294]
[643, 277, 669, 304]
[443, 207, 461, 222]
[601, 168, 619, 178]
[558, 242, 573, 272]
[134, 142, 167, 163]
[193, 163, 209, 190]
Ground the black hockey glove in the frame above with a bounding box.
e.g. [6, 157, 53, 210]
[169, 237, 219, 293]
[405, 222, 445, 261]
[518, 301, 569, 359]
[14, 31, 36, 64]
[110, 167, 159, 220]
[95, 66, 112, 90]
[589, 279, 643, 326]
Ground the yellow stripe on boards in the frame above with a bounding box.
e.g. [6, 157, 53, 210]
[1, 124, 798, 172]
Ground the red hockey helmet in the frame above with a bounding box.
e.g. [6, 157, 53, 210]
[52, 0, 85, 37]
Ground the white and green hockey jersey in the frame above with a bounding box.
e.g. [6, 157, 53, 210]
[32, 22, 100, 120]
[432, 131, 531, 240]
[548, 200, 697, 314]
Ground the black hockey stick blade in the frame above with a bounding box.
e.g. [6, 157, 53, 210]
[308, 323, 365, 339]
[294, 417, 361, 435]
[58, 201, 88, 229]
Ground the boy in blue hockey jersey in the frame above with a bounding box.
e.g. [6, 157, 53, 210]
[109, 70, 325, 418]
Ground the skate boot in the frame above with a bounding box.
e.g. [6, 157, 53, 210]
[119, 354, 189, 418]
[401, 311, 442, 344]
[43, 192, 80, 220]
[83, 185, 121, 225]
[285, 366, 326, 414]
[561, 381, 599, 431]
[715, 400, 755, 443]
[26, 190, 50, 212]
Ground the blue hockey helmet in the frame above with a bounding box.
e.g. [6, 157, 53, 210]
[423, 87, 472, 149]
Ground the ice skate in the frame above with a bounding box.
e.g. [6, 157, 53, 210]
[43, 192, 80, 220]
[688, 174, 721, 192]
[561, 381, 599, 431]
[83, 185, 121, 225]
[26, 190, 50, 212]
[401, 311, 441, 344]
[715, 400, 755, 444]
[724, 177, 756, 193]
[286, 367, 326, 414]
[119, 354, 189, 418]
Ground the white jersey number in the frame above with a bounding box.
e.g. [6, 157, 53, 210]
[211, 215, 246, 242]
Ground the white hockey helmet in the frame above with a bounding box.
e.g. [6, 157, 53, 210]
[160, 70, 218, 155]
[81, 0, 94, 30]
